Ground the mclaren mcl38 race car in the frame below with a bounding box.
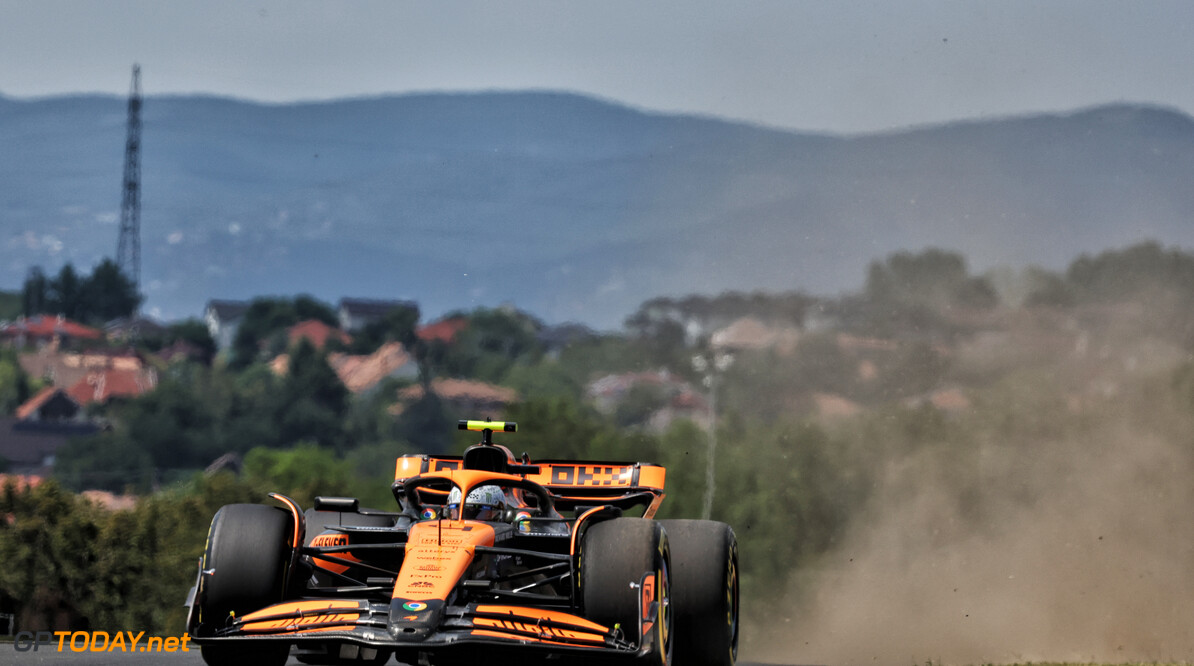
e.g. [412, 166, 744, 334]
[186, 420, 739, 666]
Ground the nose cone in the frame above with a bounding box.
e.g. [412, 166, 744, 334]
[388, 598, 444, 641]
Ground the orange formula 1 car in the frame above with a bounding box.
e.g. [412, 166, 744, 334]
[186, 420, 739, 666]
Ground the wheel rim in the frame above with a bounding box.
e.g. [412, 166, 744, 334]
[727, 544, 739, 661]
[657, 558, 672, 666]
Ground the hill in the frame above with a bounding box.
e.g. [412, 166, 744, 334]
[2, 91, 1194, 327]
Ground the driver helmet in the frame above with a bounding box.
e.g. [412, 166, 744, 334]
[446, 485, 506, 521]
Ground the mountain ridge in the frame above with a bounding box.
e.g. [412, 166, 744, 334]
[2, 91, 1192, 327]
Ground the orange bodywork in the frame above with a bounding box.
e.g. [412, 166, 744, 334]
[394, 518, 495, 601]
[309, 532, 360, 574]
[395, 455, 667, 518]
[239, 600, 364, 634]
[471, 605, 611, 645]
[396, 458, 666, 493]
[192, 431, 680, 660]
[639, 573, 657, 639]
[474, 605, 608, 633]
[268, 492, 304, 549]
[470, 628, 605, 646]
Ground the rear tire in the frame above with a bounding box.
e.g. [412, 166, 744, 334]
[199, 503, 292, 666]
[580, 518, 672, 665]
[657, 520, 739, 666]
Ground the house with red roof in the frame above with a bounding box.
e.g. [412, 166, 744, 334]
[287, 319, 352, 350]
[5, 386, 102, 476]
[391, 378, 518, 418]
[710, 316, 801, 355]
[64, 367, 157, 405]
[271, 341, 418, 394]
[328, 342, 417, 393]
[4, 343, 154, 479]
[586, 370, 710, 432]
[0, 315, 102, 349]
[14, 387, 82, 422]
[416, 317, 468, 344]
[17, 349, 155, 402]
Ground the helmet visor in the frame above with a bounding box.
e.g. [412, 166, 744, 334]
[446, 503, 501, 521]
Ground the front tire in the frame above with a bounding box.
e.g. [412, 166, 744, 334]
[580, 518, 672, 665]
[658, 520, 739, 666]
[199, 503, 292, 666]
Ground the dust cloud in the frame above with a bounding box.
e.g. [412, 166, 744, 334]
[751, 421, 1194, 665]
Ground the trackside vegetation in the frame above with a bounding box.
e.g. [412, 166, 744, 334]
[1, 242, 1193, 664]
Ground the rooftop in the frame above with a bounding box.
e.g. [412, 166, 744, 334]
[288, 319, 352, 350]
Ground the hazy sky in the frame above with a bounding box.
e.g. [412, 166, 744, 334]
[2, 1, 1193, 133]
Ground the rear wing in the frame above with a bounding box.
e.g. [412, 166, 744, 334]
[394, 455, 666, 515]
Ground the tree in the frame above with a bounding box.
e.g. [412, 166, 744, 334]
[21, 267, 48, 316]
[82, 258, 141, 322]
[0, 290, 20, 320]
[230, 296, 339, 367]
[614, 383, 669, 428]
[242, 444, 353, 509]
[293, 294, 339, 327]
[0, 480, 101, 630]
[46, 264, 84, 320]
[350, 304, 420, 354]
[1023, 267, 1075, 307]
[0, 350, 31, 414]
[393, 392, 454, 454]
[500, 361, 581, 402]
[1061, 243, 1194, 346]
[866, 248, 998, 310]
[54, 366, 263, 490]
[54, 431, 157, 493]
[621, 310, 688, 371]
[162, 319, 218, 364]
[231, 298, 296, 367]
[21, 260, 140, 324]
[430, 308, 544, 382]
[1066, 241, 1194, 301]
[505, 397, 616, 460]
[274, 340, 350, 450]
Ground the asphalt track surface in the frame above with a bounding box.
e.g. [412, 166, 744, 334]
[0, 645, 785, 666]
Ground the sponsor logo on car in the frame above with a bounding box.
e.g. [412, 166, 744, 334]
[311, 533, 349, 547]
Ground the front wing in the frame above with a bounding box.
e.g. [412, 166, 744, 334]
[191, 586, 661, 659]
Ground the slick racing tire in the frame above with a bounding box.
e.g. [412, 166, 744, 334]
[199, 503, 292, 666]
[657, 520, 739, 666]
[580, 518, 672, 665]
